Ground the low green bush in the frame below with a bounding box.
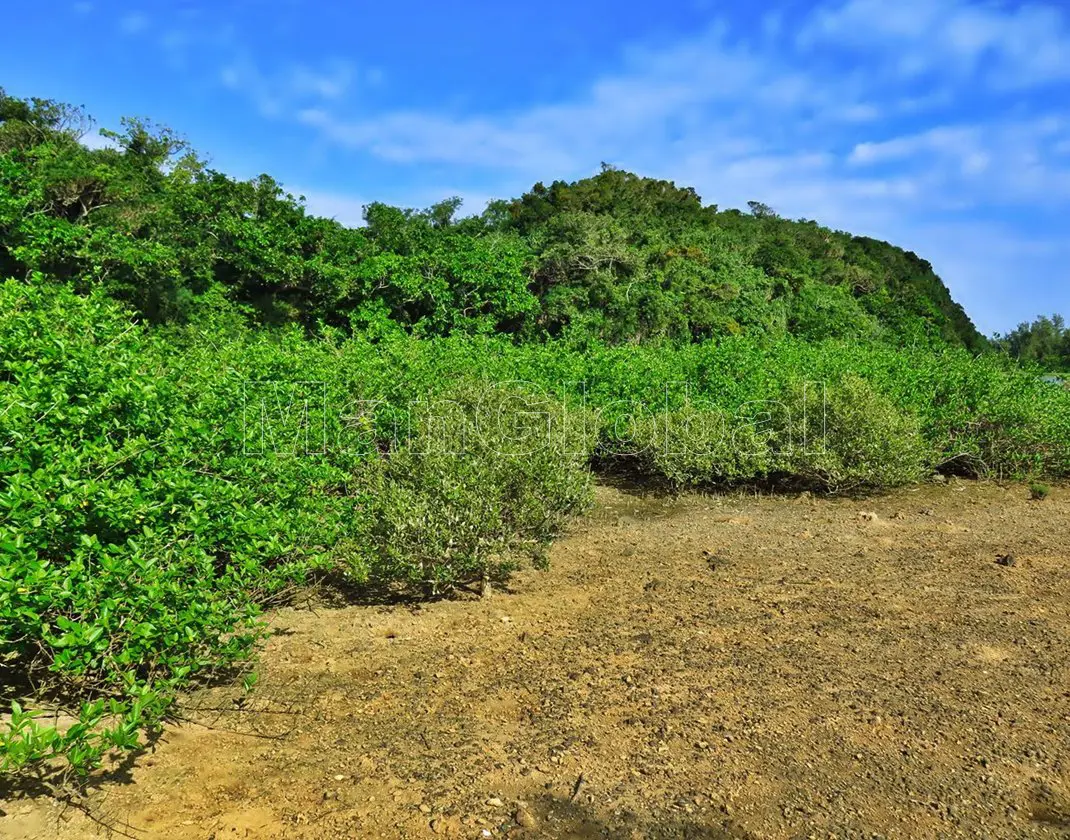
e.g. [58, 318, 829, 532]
[619, 374, 928, 490]
[776, 375, 928, 491]
[355, 382, 596, 594]
[0, 286, 599, 779]
[0, 282, 357, 777]
[626, 403, 773, 486]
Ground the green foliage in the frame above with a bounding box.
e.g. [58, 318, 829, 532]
[788, 281, 882, 342]
[495, 168, 987, 348]
[1, 88, 989, 349]
[0, 282, 359, 776]
[778, 376, 927, 490]
[0, 286, 595, 778]
[1030, 482, 1051, 501]
[995, 314, 1070, 372]
[628, 403, 774, 486]
[611, 374, 927, 491]
[3, 87, 1070, 786]
[2, 280, 1069, 780]
[355, 383, 595, 594]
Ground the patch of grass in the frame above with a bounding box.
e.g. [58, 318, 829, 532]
[1030, 482, 1052, 501]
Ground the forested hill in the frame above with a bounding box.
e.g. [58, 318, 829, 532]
[490, 170, 985, 349]
[0, 88, 985, 350]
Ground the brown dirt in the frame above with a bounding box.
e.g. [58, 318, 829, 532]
[3, 480, 1070, 839]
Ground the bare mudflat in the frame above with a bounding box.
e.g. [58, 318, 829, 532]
[4, 481, 1070, 839]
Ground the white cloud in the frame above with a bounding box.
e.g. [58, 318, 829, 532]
[159, 29, 192, 70]
[848, 126, 979, 166]
[119, 12, 149, 36]
[289, 60, 355, 100]
[843, 118, 1070, 211]
[199, 0, 1070, 331]
[836, 103, 883, 123]
[220, 55, 360, 119]
[801, 0, 940, 47]
[296, 108, 579, 173]
[220, 56, 283, 117]
[287, 16, 1070, 219]
[288, 24, 870, 180]
[798, 0, 1070, 88]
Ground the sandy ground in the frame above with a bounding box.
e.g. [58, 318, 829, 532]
[3, 479, 1070, 839]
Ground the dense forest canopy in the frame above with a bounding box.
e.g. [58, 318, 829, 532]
[0, 87, 993, 351]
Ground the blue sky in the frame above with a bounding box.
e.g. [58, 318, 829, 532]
[2, 0, 1069, 334]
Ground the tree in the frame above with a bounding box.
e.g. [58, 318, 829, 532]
[747, 200, 778, 219]
[995, 315, 1070, 370]
[0, 88, 991, 349]
[0, 87, 92, 151]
